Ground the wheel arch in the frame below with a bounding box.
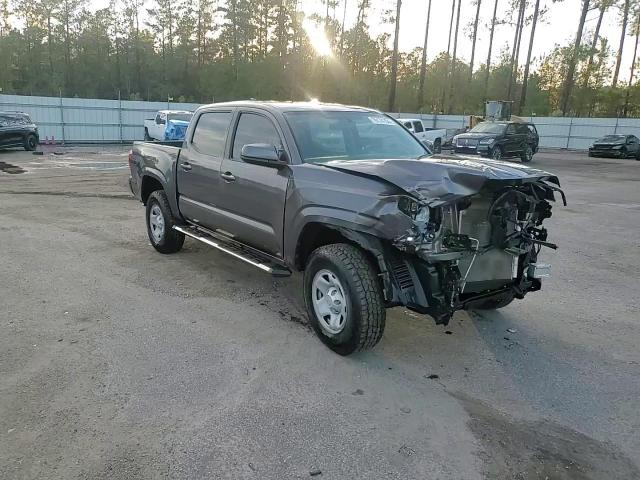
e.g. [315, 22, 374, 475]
[140, 174, 165, 205]
[293, 222, 393, 302]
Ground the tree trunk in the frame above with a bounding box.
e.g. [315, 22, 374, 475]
[613, 0, 630, 87]
[582, 2, 606, 91]
[447, 0, 455, 55]
[340, 0, 348, 55]
[483, 0, 499, 102]
[507, 0, 526, 100]
[560, 0, 590, 115]
[623, 14, 640, 117]
[387, 0, 402, 112]
[518, 0, 540, 115]
[447, 0, 462, 113]
[469, 0, 482, 83]
[417, 0, 432, 111]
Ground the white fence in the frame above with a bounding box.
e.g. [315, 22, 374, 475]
[0, 94, 200, 143]
[2, 94, 640, 150]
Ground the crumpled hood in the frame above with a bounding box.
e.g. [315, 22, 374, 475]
[321, 155, 560, 206]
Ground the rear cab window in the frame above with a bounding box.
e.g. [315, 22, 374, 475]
[413, 121, 424, 133]
[191, 111, 233, 157]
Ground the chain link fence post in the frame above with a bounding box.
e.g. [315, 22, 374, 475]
[566, 116, 573, 149]
[118, 90, 123, 144]
[59, 90, 66, 145]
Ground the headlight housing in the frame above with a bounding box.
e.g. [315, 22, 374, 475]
[398, 197, 429, 222]
[612, 144, 623, 149]
[478, 138, 495, 145]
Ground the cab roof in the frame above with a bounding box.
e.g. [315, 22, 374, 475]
[197, 100, 379, 113]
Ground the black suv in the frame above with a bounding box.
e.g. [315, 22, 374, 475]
[453, 121, 539, 162]
[0, 112, 39, 151]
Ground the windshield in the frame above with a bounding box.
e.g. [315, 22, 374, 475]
[470, 122, 506, 134]
[284, 111, 428, 163]
[598, 135, 625, 142]
[168, 113, 193, 122]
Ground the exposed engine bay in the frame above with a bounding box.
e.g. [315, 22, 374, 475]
[389, 180, 566, 324]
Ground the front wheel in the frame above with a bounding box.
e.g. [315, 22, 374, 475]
[145, 190, 185, 254]
[470, 293, 515, 310]
[521, 145, 533, 163]
[24, 134, 38, 151]
[303, 244, 386, 355]
[144, 128, 152, 141]
[490, 146, 503, 160]
[433, 138, 442, 154]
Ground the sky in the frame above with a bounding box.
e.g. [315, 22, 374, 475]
[16, 0, 637, 84]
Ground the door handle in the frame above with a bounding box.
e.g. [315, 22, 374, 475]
[221, 172, 236, 182]
[180, 162, 192, 171]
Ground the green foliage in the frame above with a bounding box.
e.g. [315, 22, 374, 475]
[0, 0, 637, 117]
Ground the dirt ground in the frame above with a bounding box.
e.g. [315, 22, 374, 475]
[1, 146, 639, 479]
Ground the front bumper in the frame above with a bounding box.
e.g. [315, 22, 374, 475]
[589, 148, 624, 157]
[454, 145, 491, 155]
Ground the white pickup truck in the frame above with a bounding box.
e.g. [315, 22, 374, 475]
[144, 110, 193, 141]
[399, 118, 447, 153]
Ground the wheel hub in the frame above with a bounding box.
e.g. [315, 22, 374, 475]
[312, 269, 348, 335]
[149, 204, 165, 243]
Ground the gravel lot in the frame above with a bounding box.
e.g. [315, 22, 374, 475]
[1, 146, 639, 479]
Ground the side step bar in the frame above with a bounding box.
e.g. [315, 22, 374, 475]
[173, 225, 291, 277]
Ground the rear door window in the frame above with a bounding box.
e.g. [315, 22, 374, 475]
[232, 113, 282, 159]
[191, 111, 233, 156]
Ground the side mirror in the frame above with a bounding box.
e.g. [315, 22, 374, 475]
[241, 143, 287, 168]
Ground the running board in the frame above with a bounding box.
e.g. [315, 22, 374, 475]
[173, 225, 291, 277]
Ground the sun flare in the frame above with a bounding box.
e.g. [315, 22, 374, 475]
[303, 19, 333, 57]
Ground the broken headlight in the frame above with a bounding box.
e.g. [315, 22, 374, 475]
[398, 196, 429, 222]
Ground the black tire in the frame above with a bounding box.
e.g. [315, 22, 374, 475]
[303, 243, 386, 355]
[24, 134, 37, 151]
[434, 138, 442, 154]
[145, 190, 184, 254]
[470, 293, 515, 310]
[144, 128, 152, 141]
[620, 147, 628, 158]
[521, 144, 533, 163]
[490, 145, 503, 160]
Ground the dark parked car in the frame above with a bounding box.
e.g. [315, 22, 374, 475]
[453, 121, 539, 162]
[588, 134, 640, 159]
[0, 112, 39, 151]
[129, 101, 564, 355]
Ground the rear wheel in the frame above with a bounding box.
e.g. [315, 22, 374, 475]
[24, 134, 37, 151]
[303, 243, 385, 355]
[490, 146, 503, 160]
[145, 190, 184, 254]
[521, 145, 533, 163]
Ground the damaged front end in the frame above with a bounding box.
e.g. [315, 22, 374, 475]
[387, 180, 565, 324]
[319, 157, 566, 325]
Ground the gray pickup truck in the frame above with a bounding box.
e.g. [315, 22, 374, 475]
[129, 101, 565, 355]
